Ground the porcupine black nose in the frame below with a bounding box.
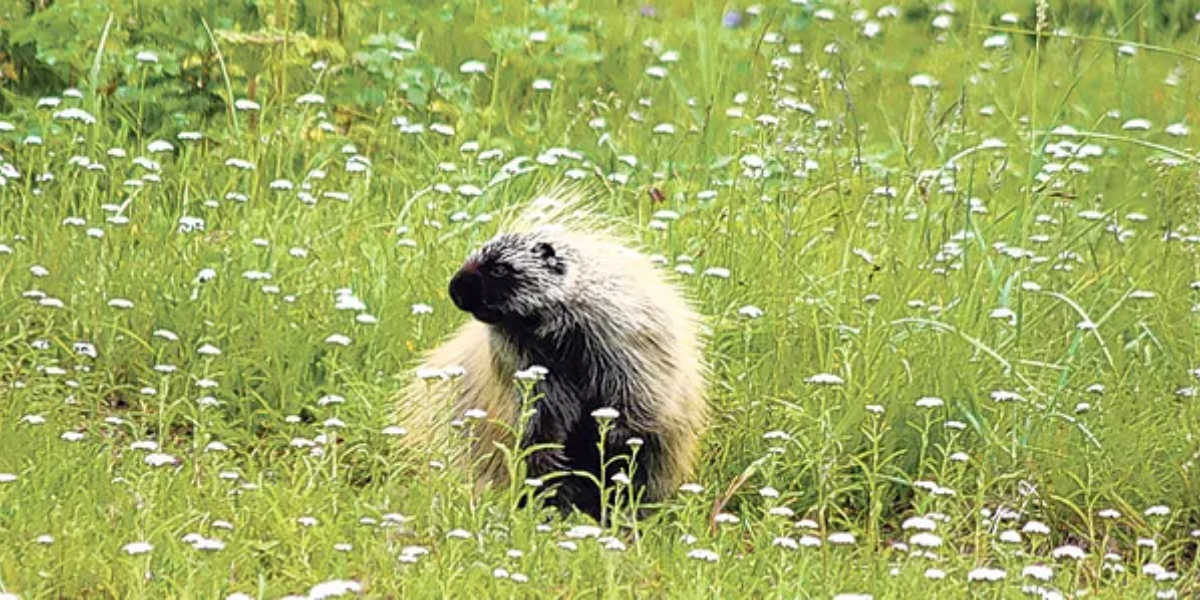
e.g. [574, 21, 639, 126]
[448, 259, 484, 315]
[449, 257, 507, 325]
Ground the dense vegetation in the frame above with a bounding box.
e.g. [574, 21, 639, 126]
[2, 0, 1199, 597]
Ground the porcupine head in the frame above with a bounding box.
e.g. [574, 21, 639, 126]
[445, 194, 623, 335]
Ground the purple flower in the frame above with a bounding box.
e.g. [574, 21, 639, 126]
[640, 4, 657, 18]
[723, 10, 743, 28]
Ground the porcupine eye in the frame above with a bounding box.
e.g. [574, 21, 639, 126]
[487, 262, 511, 278]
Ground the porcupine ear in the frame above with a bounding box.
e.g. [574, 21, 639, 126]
[534, 242, 566, 275]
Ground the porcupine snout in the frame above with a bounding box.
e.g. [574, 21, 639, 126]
[448, 258, 504, 324]
[448, 259, 483, 312]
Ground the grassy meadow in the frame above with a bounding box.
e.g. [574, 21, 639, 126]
[2, 0, 1200, 597]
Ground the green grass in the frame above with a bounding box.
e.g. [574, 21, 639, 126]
[2, 0, 1200, 598]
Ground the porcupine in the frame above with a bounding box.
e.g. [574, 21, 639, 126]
[392, 184, 708, 522]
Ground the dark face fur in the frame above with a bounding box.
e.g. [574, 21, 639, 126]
[448, 233, 568, 325]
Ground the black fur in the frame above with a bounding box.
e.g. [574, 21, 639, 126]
[502, 321, 661, 523]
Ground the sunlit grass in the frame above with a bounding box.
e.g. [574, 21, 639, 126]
[2, 0, 1199, 598]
